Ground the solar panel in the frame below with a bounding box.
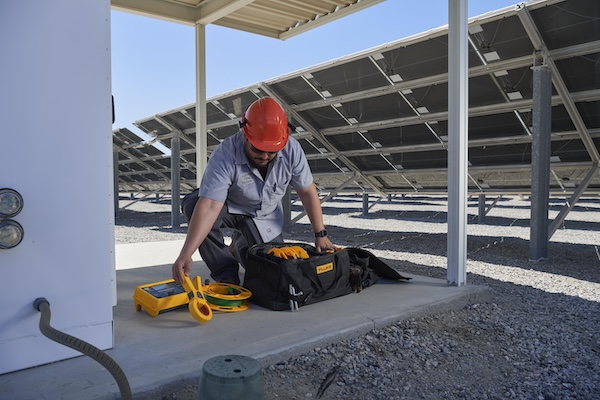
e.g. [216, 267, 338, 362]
[114, 0, 600, 199]
[112, 127, 196, 193]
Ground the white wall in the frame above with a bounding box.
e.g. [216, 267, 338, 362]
[0, 0, 115, 374]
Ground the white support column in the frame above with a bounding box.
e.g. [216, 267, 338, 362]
[447, 0, 469, 286]
[195, 23, 208, 187]
[171, 130, 181, 228]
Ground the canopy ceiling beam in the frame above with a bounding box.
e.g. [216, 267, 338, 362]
[196, 0, 254, 24]
[277, 0, 386, 40]
[112, 0, 385, 39]
[111, 0, 197, 25]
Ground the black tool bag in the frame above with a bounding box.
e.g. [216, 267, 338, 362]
[243, 243, 353, 311]
[346, 247, 412, 291]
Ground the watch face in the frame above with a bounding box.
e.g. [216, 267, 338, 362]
[316, 230, 327, 237]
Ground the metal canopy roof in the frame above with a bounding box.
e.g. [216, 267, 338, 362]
[111, 0, 384, 40]
[114, 0, 600, 198]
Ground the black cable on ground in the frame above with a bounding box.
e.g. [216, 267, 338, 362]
[33, 297, 132, 400]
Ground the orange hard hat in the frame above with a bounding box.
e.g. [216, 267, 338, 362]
[240, 97, 289, 152]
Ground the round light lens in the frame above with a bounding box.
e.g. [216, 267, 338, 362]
[0, 188, 24, 218]
[0, 220, 24, 249]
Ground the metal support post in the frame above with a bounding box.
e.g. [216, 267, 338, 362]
[362, 193, 369, 216]
[447, 0, 469, 286]
[195, 23, 208, 187]
[529, 64, 552, 261]
[478, 194, 486, 224]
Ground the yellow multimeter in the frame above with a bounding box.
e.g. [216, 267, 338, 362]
[133, 279, 189, 317]
[134, 277, 213, 323]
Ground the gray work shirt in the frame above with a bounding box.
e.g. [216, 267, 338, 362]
[199, 131, 313, 242]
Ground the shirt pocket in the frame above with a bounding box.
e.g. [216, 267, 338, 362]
[230, 172, 261, 205]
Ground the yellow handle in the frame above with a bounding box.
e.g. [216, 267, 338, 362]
[188, 299, 213, 323]
[182, 275, 213, 323]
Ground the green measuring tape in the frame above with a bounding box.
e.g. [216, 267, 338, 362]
[205, 296, 244, 307]
[203, 283, 252, 312]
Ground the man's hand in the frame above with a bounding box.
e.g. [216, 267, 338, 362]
[315, 236, 336, 252]
[172, 255, 193, 284]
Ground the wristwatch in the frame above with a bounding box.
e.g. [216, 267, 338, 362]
[314, 229, 327, 238]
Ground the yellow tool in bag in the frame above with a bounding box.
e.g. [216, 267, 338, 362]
[267, 245, 310, 259]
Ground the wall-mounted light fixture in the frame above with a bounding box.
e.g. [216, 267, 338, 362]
[0, 220, 24, 249]
[0, 188, 24, 249]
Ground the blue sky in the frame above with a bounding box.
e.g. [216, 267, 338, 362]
[111, 0, 521, 135]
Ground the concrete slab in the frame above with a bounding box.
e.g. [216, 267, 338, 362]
[0, 242, 489, 400]
[115, 240, 201, 270]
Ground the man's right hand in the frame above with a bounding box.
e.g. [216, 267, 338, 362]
[172, 256, 192, 284]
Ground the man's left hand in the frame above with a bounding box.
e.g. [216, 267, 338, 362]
[315, 236, 336, 252]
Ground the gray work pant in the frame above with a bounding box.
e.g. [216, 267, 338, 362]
[181, 189, 283, 282]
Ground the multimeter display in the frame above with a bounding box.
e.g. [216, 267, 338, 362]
[142, 281, 185, 298]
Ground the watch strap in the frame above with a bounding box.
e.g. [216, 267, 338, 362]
[314, 229, 327, 238]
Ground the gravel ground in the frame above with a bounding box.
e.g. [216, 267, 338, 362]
[115, 194, 600, 400]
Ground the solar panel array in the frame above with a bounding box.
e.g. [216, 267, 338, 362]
[114, 0, 600, 199]
[113, 127, 197, 193]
